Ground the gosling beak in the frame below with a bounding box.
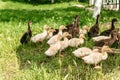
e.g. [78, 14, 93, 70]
[83, 36, 86, 39]
[64, 27, 67, 29]
[116, 36, 118, 40]
[108, 48, 113, 53]
[68, 34, 72, 37]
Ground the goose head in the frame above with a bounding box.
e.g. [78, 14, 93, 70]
[48, 28, 55, 33]
[28, 21, 32, 25]
[79, 34, 86, 39]
[83, 25, 89, 31]
[43, 25, 50, 30]
[59, 25, 67, 30]
[74, 15, 80, 22]
[101, 45, 112, 60]
[62, 32, 72, 38]
[28, 21, 32, 30]
[112, 18, 118, 23]
[97, 14, 100, 18]
[101, 45, 113, 54]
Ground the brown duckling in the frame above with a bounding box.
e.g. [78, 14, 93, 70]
[52, 15, 80, 38]
[87, 14, 100, 38]
[100, 18, 118, 36]
[63, 15, 80, 38]
[71, 15, 80, 38]
[20, 21, 32, 44]
[94, 29, 119, 47]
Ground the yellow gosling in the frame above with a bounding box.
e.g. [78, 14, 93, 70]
[47, 25, 66, 45]
[82, 46, 112, 69]
[58, 32, 72, 57]
[31, 25, 49, 43]
[68, 34, 85, 48]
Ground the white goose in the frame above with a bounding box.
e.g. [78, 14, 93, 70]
[82, 46, 112, 69]
[45, 32, 71, 57]
[31, 25, 49, 43]
[45, 41, 61, 57]
[47, 25, 66, 45]
[73, 47, 93, 58]
[69, 34, 85, 48]
[58, 32, 72, 57]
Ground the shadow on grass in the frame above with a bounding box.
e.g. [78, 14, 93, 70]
[16, 39, 120, 79]
[16, 41, 50, 69]
[2, 0, 52, 5]
[0, 7, 120, 25]
[16, 40, 92, 79]
[0, 6, 93, 26]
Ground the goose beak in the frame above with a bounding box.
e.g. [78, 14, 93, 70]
[82, 36, 86, 39]
[68, 34, 72, 37]
[107, 47, 113, 53]
[64, 26, 67, 29]
[116, 36, 118, 40]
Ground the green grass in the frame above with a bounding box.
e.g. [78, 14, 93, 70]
[0, 1, 120, 80]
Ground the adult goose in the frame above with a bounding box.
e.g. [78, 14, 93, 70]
[87, 14, 100, 38]
[100, 18, 118, 36]
[20, 21, 32, 44]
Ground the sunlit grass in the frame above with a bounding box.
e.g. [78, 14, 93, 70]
[0, 0, 120, 80]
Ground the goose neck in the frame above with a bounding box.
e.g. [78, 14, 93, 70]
[28, 23, 31, 30]
[111, 21, 115, 30]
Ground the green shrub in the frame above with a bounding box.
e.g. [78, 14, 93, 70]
[2, 0, 88, 4]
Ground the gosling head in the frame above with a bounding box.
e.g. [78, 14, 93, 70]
[59, 25, 67, 30]
[43, 25, 50, 30]
[62, 32, 72, 38]
[48, 28, 55, 33]
[112, 18, 118, 23]
[97, 14, 100, 18]
[74, 15, 80, 22]
[79, 34, 86, 39]
[28, 21, 32, 25]
[83, 25, 89, 31]
[102, 45, 113, 53]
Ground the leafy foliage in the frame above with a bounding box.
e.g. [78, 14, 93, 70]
[2, 0, 88, 4]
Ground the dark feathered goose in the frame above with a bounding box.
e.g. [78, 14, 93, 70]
[53, 15, 80, 38]
[87, 14, 100, 38]
[20, 21, 32, 44]
[94, 29, 119, 47]
[100, 18, 118, 36]
[63, 15, 80, 38]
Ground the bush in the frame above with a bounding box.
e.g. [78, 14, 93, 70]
[2, 0, 88, 4]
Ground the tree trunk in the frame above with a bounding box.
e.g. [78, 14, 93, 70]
[119, 0, 120, 10]
[89, 0, 95, 5]
[51, 0, 54, 3]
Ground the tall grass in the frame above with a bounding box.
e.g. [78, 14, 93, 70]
[0, 1, 120, 80]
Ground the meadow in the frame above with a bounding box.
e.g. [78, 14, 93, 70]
[0, 1, 120, 80]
